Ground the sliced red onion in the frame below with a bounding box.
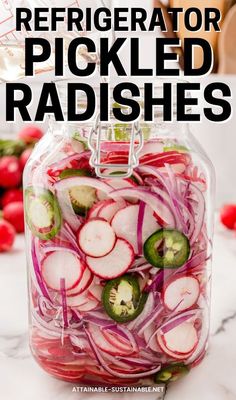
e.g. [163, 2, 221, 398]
[84, 328, 161, 379]
[140, 165, 188, 233]
[137, 201, 146, 255]
[176, 250, 208, 277]
[49, 151, 90, 171]
[160, 309, 200, 335]
[83, 315, 115, 328]
[60, 278, 69, 329]
[188, 183, 205, 244]
[31, 239, 51, 300]
[127, 292, 155, 331]
[61, 223, 79, 250]
[137, 304, 163, 336]
[117, 357, 153, 367]
[56, 188, 82, 232]
[113, 325, 138, 353]
[100, 351, 132, 369]
[129, 263, 152, 273]
[132, 170, 144, 185]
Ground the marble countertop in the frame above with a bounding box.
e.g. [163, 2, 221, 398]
[1, 218, 236, 400]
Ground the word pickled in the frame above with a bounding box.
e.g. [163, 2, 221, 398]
[25, 37, 213, 77]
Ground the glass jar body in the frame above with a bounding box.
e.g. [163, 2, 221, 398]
[24, 118, 215, 386]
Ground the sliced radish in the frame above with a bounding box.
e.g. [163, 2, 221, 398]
[42, 251, 84, 291]
[67, 268, 93, 297]
[78, 298, 99, 312]
[86, 238, 134, 279]
[163, 275, 200, 312]
[66, 291, 89, 307]
[98, 199, 125, 222]
[88, 284, 103, 301]
[77, 218, 116, 258]
[87, 202, 104, 219]
[88, 324, 130, 356]
[111, 204, 159, 254]
[157, 322, 198, 359]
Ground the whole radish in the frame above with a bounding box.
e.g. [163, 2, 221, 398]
[18, 126, 43, 144]
[20, 148, 32, 170]
[0, 219, 16, 252]
[0, 156, 22, 188]
[2, 189, 23, 208]
[3, 201, 25, 233]
[220, 204, 236, 230]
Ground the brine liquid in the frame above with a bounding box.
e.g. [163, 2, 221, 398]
[26, 135, 212, 386]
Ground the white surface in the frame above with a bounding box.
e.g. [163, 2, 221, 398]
[0, 218, 236, 399]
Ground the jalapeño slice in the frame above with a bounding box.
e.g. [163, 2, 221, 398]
[144, 229, 190, 269]
[102, 274, 148, 323]
[154, 364, 189, 384]
[25, 187, 61, 240]
[59, 169, 96, 216]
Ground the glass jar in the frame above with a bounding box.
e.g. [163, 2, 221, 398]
[24, 87, 215, 387]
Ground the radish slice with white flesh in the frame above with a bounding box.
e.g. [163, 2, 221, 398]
[163, 275, 200, 312]
[42, 251, 84, 291]
[87, 202, 105, 219]
[86, 238, 134, 279]
[98, 200, 125, 222]
[111, 205, 159, 254]
[67, 268, 93, 297]
[88, 324, 131, 356]
[88, 284, 103, 301]
[78, 219, 116, 258]
[66, 291, 89, 307]
[157, 322, 198, 359]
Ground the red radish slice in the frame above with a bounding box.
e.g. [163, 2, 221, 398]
[157, 322, 198, 359]
[42, 251, 84, 291]
[78, 299, 99, 312]
[102, 330, 134, 353]
[98, 200, 125, 222]
[87, 202, 105, 219]
[77, 218, 116, 258]
[111, 205, 159, 254]
[66, 291, 89, 307]
[88, 324, 129, 356]
[86, 238, 134, 279]
[67, 268, 93, 297]
[163, 275, 200, 312]
[88, 284, 103, 301]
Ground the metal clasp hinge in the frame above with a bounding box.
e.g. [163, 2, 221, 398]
[88, 114, 144, 179]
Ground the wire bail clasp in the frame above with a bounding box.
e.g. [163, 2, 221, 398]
[88, 114, 144, 179]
